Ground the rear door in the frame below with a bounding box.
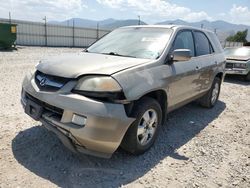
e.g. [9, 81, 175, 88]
[193, 31, 216, 93]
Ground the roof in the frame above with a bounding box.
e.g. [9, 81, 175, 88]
[121, 24, 215, 34]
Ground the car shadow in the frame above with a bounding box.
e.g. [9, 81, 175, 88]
[12, 101, 226, 188]
[224, 75, 250, 86]
[0, 47, 17, 52]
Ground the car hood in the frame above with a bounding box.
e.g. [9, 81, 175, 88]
[226, 56, 250, 61]
[36, 52, 151, 78]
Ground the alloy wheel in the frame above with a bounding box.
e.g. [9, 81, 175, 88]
[211, 82, 219, 104]
[137, 109, 158, 146]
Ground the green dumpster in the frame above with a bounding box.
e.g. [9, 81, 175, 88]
[0, 23, 17, 49]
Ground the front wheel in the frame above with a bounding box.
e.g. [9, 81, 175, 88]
[121, 97, 162, 155]
[199, 77, 221, 108]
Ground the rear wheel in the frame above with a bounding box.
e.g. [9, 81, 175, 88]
[121, 97, 162, 155]
[199, 77, 221, 108]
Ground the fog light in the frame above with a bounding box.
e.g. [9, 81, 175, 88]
[72, 114, 87, 126]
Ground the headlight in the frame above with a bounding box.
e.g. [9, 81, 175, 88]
[234, 63, 247, 69]
[74, 76, 122, 92]
[73, 76, 125, 102]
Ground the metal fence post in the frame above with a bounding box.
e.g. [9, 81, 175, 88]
[96, 23, 99, 40]
[43, 16, 47, 46]
[9, 12, 11, 24]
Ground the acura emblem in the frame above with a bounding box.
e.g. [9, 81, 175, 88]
[40, 77, 47, 86]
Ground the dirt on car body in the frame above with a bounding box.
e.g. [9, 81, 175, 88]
[0, 47, 249, 188]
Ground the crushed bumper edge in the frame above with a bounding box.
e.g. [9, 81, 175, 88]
[41, 119, 112, 158]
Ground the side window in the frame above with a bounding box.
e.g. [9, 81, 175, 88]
[209, 43, 214, 54]
[173, 31, 195, 57]
[194, 31, 212, 56]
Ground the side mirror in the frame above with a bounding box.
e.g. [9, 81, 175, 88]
[171, 49, 192, 62]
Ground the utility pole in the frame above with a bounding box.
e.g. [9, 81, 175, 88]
[138, 15, 141, 25]
[9, 12, 11, 24]
[214, 28, 217, 34]
[43, 16, 47, 46]
[73, 19, 75, 47]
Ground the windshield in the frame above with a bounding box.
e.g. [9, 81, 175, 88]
[87, 27, 173, 59]
[224, 47, 250, 58]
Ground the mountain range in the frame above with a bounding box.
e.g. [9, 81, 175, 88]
[49, 18, 250, 41]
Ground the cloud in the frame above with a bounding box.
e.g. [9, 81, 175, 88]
[230, 4, 250, 25]
[0, 0, 87, 21]
[1, 0, 249, 26]
[96, 0, 124, 8]
[96, 0, 212, 22]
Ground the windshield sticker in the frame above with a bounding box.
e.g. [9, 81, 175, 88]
[141, 37, 161, 42]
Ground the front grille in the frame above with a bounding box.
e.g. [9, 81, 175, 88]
[226, 63, 234, 69]
[26, 92, 63, 116]
[35, 71, 70, 92]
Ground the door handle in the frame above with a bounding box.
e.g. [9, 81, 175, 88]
[196, 66, 200, 70]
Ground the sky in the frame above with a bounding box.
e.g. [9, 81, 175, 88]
[0, 0, 250, 25]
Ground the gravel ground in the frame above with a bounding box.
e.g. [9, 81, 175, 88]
[0, 46, 249, 188]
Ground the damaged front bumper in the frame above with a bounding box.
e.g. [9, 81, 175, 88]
[21, 72, 135, 158]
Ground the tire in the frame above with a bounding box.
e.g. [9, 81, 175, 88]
[245, 72, 250, 81]
[121, 97, 162, 155]
[199, 77, 221, 108]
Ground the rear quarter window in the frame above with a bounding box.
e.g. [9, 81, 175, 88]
[206, 32, 223, 53]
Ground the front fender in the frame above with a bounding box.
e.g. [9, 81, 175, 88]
[113, 64, 170, 101]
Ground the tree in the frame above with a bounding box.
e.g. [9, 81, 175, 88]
[226, 29, 248, 43]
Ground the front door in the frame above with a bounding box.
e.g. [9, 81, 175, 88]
[167, 30, 201, 108]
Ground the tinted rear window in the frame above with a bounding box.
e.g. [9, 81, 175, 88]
[194, 31, 211, 56]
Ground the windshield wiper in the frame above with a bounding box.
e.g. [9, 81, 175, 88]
[103, 52, 136, 58]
